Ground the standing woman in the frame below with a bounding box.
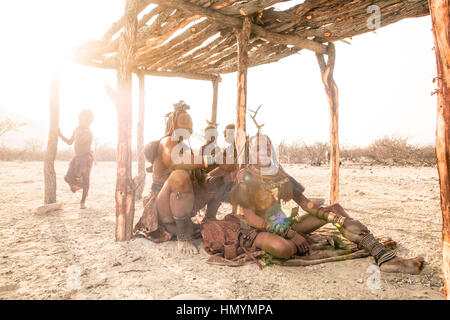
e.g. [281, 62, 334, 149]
[58, 110, 94, 209]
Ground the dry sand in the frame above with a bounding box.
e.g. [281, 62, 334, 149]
[0, 161, 445, 300]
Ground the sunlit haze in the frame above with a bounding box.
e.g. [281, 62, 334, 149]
[0, 1, 437, 151]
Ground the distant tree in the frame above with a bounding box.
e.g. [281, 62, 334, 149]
[0, 118, 26, 137]
[303, 141, 329, 166]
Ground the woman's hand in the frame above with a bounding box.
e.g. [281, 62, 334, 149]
[291, 233, 310, 255]
[319, 203, 347, 216]
[266, 215, 292, 236]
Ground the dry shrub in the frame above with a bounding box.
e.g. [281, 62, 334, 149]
[305, 142, 329, 166]
[58, 142, 117, 161]
[340, 145, 365, 162]
[278, 141, 307, 164]
[278, 141, 329, 166]
[0, 139, 44, 161]
[0, 145, 21, 161]
[0, 135, 436, 167]
[411, 145, 436, 166]
[93, 143, 116, 161]
[364, 135, 435, 166]
[277, 136, 435, 167]
[0, 142, 117, 162]
[56, 148, 74, 161]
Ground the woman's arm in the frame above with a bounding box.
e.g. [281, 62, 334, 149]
[162, 141, 204, 170]
[295, 193, 323, 216]
[239, 206, 267, 230]
[295, 193, 349, 227]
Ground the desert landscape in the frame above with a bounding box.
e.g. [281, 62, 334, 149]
[0, 161, 444, 300]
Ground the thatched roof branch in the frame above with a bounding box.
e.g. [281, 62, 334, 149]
[75, 0, 430, 75]
[146, 0, 328, 54]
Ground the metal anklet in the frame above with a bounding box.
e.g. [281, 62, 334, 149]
[327, 212, 346, 227]
[173, 216, 194, 241]
[359, 233, 397, 266]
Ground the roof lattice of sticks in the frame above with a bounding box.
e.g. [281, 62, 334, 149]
[75, 0, 429, 78]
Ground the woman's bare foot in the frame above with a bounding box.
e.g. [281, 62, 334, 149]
[380, 256, 425, 275]
[178, 240, 199, 255]
[80, 203, 86, 209]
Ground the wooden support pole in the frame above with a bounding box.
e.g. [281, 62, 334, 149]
[211, 78, 219, 125]
[135, 72, 146, 201]
[114, 0, 138, 242]
[235, 17, 251, 166]
[44, 73, 59, 204]
[316, 43, 340, 204]
[428, 0, 450, 299]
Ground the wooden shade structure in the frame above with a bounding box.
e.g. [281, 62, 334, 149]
[57, 0, 448, 298]
[76, 0, 429, 74]
[44, 73, 60, 205]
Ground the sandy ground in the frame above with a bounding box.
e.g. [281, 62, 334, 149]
[0, 161, 445, 300]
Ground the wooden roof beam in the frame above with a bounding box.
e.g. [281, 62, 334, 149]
[215, 0, 290, 16]
[75, 57, 220, 81]
[261, 0, 429, 43]
[174, 34, 238, 72]
[136, 8, 179, 49]
[138, 11, 200, 49]
[99, 0, 152, 44]
[164, 30, 233, 71]
[193, 38, 264, 73]
[204, 44, 300, 74]
[146, 0, 328, 54]
[142, 69, 221, 81]
[136, 19, 216, 66]
[78, 5, 168, 56]
[143, 24, 219, 69]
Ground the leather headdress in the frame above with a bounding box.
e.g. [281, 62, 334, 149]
[164, 100, 192, 136]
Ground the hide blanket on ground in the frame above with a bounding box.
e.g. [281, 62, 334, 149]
[203, 217, 396, 268]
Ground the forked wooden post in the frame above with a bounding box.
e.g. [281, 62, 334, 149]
[114, 0, 138, 241]
[316, 43, 340, 204]
[428, 0, 450, 299]
[135, 71, 146, 201]
[235, 17, 251, 166]
[44, 73, 60, 204]
[211, 78, 219, 125]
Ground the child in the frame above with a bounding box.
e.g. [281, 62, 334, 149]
[59, 110, 94, 209]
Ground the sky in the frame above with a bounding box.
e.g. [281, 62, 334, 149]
[0, 0, 438, 150]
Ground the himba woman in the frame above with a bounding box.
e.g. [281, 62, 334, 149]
[221, 133, 425, 274]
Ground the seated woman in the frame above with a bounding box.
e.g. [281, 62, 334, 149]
[229, 134, 425, 274]
[134, 101, 235, 255]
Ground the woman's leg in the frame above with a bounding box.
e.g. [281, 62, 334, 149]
[254, 232, 297, 259]
[80, 165, 92, 209]
[291, 203, 352, 234]
[155, 170, 198, 254]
